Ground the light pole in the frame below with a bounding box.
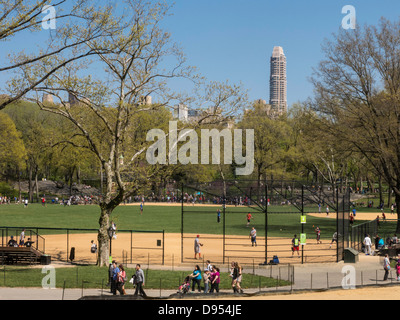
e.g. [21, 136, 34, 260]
[108, 226, 114, 258]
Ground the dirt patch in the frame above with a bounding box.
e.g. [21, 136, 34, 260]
[31, 231, 337, 266]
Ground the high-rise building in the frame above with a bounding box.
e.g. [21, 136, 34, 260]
[269, 46, 287, 115]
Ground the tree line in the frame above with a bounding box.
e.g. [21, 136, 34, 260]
[1, 0, 399, 263]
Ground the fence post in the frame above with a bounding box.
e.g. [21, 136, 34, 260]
[326, 272, 329, 289]
[62, 280, 66, 300]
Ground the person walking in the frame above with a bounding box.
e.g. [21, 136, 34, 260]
[246, 213, 252, 227]
[190, 265, 202, 292]
[117, 264, 126, 295]
[134, 264, 146, 297]
[383, 254, 391, 281]
[250, 227, 257, 247]
[234, 262, 243, 293]
[363, 234, 372, 255]
[229, 261, 236, 292]
[210, 266, 220, 293]
[329, 232, 338, 249]
[111, 261, 120, 295]
[203, 269, 211, 293]
[194, 235, 203, 259]
[396, 259, 400, 281]
[205, 260, 213, 272]
[217, 209, 221, 223]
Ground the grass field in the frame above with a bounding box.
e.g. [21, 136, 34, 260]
[0, 203, 344, 239]
[0, 265, 290, 290]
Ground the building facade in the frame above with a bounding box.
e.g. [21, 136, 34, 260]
[269, 46, 287, 115]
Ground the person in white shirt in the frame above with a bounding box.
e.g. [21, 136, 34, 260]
[363, 234, 372, 255]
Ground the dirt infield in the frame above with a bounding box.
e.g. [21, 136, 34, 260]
[309, 211, 394, 221]
[39, 231, 337, 266]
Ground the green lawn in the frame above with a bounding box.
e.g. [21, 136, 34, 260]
[0, 265, 290, 290]
[0, 203, 342, 239]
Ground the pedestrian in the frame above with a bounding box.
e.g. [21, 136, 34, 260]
[205, 260, 213, 272]
[140, 202, 143, 215]
[329, 232, 338, 249]
[396, 259, 400, 281]
[315, 226, 322, 244]
[203, 269, 210, 293]
[326, 205, 329, 216]
[229, 261, 236, 291]
[349, 213, 354, 226]
[352, 208, 356, 217]
[234, 262, 243, 293]
[382, 211, 386, 223]
[210, 266, 220, 293]
[391, 204, 395, 215]
[111, 261, 120, 295]
[217, 209, 221, 223]
[246, 213, 252, 227]
[291, 234, 300, 256]
[250, 227, 257, 247]
[190, 265, 202, 292]
[117, 264, 126, 295]
[194, 235, 203, 259]
[363, 234, 372, 255]
[24, 199, 28, 208]
[134, 264, 146, 297]
[383, 254, 390, 281]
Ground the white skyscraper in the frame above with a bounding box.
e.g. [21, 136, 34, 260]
[269, 46, 287, 115]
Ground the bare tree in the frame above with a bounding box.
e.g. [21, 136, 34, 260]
[13, 0, 247, 265]
[0, 0, 121, 109]
[311, 18, 400, 231]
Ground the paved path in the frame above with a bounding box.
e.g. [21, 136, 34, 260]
[0, 254, 397, 300]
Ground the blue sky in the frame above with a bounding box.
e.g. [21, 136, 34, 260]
[2, 1, 400, 109]
[160, 0, 400, 108]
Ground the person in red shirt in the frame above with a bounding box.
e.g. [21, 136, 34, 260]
[246, 213, 252, 227]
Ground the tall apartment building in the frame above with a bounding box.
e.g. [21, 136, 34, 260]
[269, 46, 287, 115]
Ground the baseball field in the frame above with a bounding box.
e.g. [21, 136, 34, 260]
[0, 202, 392, 266]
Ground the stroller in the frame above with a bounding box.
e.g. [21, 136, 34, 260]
[178, 276, 191, 294]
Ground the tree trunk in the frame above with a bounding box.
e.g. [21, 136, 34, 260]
[28, 165, 33, 203]
[396, 192, 400, 234]
[378, 176, 384, 208]
[35, 170, 39, 202]
[97, 205, 112, 267]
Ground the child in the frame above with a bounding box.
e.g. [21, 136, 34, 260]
[178, 276, 191, 294]
[203, 270, 210, 293]
[396, 260, 400, 281]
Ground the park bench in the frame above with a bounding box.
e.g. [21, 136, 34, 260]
[0, 246, 50, 265]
